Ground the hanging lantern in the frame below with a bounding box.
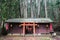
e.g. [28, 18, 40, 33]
[46, 25, 48, 27]
[37, 25, 39, 28]
[19, 25, 21, 27]
[10, 24, 12, 27]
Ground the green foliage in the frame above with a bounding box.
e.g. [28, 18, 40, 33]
[0, 0, 60, 22]
[0, 0, 20, 21]
[56, 2, 60, 5]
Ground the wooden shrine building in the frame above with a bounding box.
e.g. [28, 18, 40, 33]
[5, 18, 53, 36]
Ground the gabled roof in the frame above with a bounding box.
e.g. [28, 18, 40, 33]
[5, 18, 53, 23]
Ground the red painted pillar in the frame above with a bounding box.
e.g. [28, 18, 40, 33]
[33, 23, 35, 36]
[23, 22, 25, 36]
[50, 23, 53, 31]
[5, 23, 9, 30]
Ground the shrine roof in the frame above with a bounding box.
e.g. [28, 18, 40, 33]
[5, 18, 53, 23]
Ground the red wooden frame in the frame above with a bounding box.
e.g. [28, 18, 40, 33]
[21, 22, 37, 36]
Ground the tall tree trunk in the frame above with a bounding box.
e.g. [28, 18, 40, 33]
[38, 0, 41, 18]
[44, 0, 48, 18]
[31, 0, 33, 18]
[24, 0, 27, 18]
[1, 21, 3, 28]
[20, 0, 24, 18]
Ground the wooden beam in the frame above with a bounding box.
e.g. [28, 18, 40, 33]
[33, 23, 35, 36]
[21, 24, 37, 26]
[22, 22, 36, 23]
[23, 22, 25, 36]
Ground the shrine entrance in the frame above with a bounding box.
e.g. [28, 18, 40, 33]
[25, 26, 33, 34]
[21, 22, 37, 35]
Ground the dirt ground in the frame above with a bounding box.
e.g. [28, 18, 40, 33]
[0, 34, 60, 40]
[0, 37, 52, 40]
